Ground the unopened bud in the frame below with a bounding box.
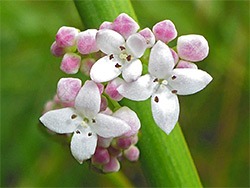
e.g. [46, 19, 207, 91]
[112, 13, 139, 39]
[153, 20, 177, 43]
[91, 147, 110, 165]
[80, 58, 95, 76]
[60, 53, 81, 74]
[108, 146, 122, 157]
[77, 29, 99, 55]
[97, 136, 113, 148]
[170, 48, 179, 65]
[100, 96, 108, 111]
[99, 21, 113, 30]
[177, 35, 209, 62]
[57, 78, 82, 103]
[116, 137, 132, 149]
[50, 41, 65, 57]
[139, 28, 155, 48]
[56, 26, 79, 47]
[124, 146, 139, 162]
[103, 156, 120, 173]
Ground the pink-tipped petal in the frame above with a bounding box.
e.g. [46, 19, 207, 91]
[80, 58, 95, 76]
[176, 60, 198, 69]
[153, 20, 177, 43]
[113, 107, 141, 137]
[170, 48, 179, 65]
[105, 78, 125, 101]
[99, 21, 113, 30]
[56, 26, 79, 47]
[77, 29, 99, 55]
[112, 13, 139, 39]
[92, 147, 110, 165]
[100, 96, 108, 112]
[103, 156, 120, 173]
[62, 101, 75, 107]
[57, 78, 82, 103]
[116, 137, 132, 149]
[124, 146, 139, 162]
[50, 41, 65, 57]
[139, 27, 155, 48]
[60, 53, 81, 74]
[177, 35, 209, 62]
[97, 136, 113, 148]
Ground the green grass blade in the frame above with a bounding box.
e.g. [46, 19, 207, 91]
[74, 0, 202, 186]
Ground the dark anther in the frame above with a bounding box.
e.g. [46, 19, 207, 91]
[154, 96, 159, 103]
[109, 54, 114, 60]
[172, 90, 178, 94]
[120, 46, 126, 50]
[92, 119, 96, 123]
[172, 75, 177, 80]
[76, 130, 80, 134]
[126, 55, 131, 61]
[153, 78, 158, 82]
[88, 132, 92, 136]
[115, 63, 122, 68]
[71, 114, 77, 119]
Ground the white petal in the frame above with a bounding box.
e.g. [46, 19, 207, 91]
[39, 108, 80, 134]
[113, 107, 141, 137]
[96, 29, 125, 55]
[122, 59, 142, 82]
[70, 126, 97, 163]
[90, 56, 122, 83]
[151, 87, 179, 135]
[148, 41, 175, 79]
[125, 33, 147, 58]
[117, 74, 156, 101]
[75, 81, 100, 118]
[91, 113, 131, 138]
[167, 69, 213, 95]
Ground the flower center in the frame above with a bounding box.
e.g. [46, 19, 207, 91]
[119, 46, 132, 62]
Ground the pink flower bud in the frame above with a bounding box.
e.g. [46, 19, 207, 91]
[77, 29, 99, 55]
[56, 26, 79, 47]
[103, 156, 120, 173]
[80, 58, 95, 76]
[50, 41, 65, 57]
[105, 78, 125, 101]
[112, 13, 139, 39]
[131, 134, 138, 145]
[116, 137, 132, 149]
[153, 20, 177, 43]
[100, 96, 108, 111]
[91, 147, 110, 165]
[97, 136, 113, 148]
[170, 48, 179, 65]
[96, 83, 104, 94]
[108, 146, 122, 157]
[124, 146, 139, 162]
[60, 53, 81, 74]
[139, 28, 155, 48]
[99, 21, 113, 30]
[57, 78, 82, 103]
[113, 107, 141, 137]
[177, 35, 209, 62]
[176, 60, 198, 69]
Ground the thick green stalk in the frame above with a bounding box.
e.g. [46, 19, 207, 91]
[74, 0, 202, 186]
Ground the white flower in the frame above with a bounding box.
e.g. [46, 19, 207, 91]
[90, 29, 147, 83]
[117, 41, 212, 135]
[40, 80, 130, 163]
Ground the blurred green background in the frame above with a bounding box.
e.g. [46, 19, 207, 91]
[1, 0, 249, 187]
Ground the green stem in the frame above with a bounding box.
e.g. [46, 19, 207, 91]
[74, 0, 202, 187]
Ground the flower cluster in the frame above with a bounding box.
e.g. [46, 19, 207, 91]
[40, 13, 212, 172]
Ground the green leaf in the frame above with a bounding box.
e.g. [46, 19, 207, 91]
[74, 0, 202, 186]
